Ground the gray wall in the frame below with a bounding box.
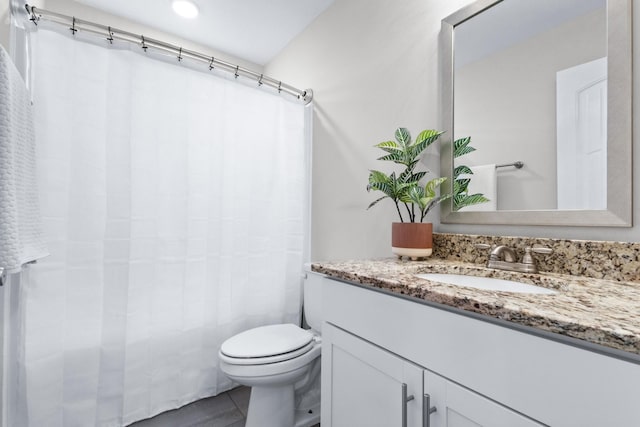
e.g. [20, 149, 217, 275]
[265, 0, 474, 260]
[266, 0, 640, 261]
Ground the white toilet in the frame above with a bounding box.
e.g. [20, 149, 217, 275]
[218, 270, 323, 427]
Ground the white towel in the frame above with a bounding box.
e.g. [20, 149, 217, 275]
[458, 164, 497, 211]
[0, 46, 48, 273]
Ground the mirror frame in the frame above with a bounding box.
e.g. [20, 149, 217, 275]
[440, 0, 632, 227]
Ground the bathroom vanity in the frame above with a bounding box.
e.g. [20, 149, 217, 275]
[312, 259, 640, 426]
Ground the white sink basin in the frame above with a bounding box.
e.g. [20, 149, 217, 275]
[415, 273, 556, 295]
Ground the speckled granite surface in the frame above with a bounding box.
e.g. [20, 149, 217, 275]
[311, 258, 640, 356]
[433, 233, 640, 282]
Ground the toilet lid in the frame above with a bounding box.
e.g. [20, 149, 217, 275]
[220, 324, 314, 359]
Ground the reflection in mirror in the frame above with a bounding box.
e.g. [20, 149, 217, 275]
[440, 0, 632, 226]
[454, 0, 606, 211]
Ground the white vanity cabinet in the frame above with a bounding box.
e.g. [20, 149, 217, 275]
[323, 323, 543, 427]
[323, 323, 423, 426]
[318, 274, 640, 427]
[423, 371, 543, 427]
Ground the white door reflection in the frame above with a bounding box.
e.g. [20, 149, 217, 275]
[556, 57, 607, 210]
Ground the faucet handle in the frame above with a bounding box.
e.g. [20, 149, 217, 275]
[522, 246, 553, 268]
[528, 246, 553, 255]
[474, 243, 493, 251]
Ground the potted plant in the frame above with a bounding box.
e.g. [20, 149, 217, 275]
[367, 127, 450, 260]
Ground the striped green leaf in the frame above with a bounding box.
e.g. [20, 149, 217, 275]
[367, 195, 389, 210]
[374, 140, 402, 155]
[454, 165, 472, 178]
[377, 153, 403, 162]
[456, 194, 490, 209]
[425, 177, 447, 198]
[395, 128, 411, 147]
[454, 178, 470, 194]
[411, 129, 444, 159]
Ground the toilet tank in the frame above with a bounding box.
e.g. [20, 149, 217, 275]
[303, 266, 324, 333]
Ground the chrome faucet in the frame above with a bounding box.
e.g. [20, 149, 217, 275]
[475, 244, 553, 274]
[489, 245, 517, 263]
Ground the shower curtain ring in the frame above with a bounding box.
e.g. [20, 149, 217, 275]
[70, 17, 77, 35]
[234, 66, 239, 79]
[278, 81, 282, 93]
[209, 57, 215, 70]
[107, 26, 114, 44]
[141, 35, 147, 51]
[177, 47, 183, 62]
[258, 74, 263, 86]
[26, 4, 39, 25]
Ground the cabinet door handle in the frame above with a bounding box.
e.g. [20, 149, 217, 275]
[423, 393, 437, 427]
[401, 383, 415, 427]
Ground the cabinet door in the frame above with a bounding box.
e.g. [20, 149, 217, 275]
[424, 371, 544, 427]
[322, 323, 423, 427]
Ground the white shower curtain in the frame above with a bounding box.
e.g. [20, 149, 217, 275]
[17, 28, 309, 427]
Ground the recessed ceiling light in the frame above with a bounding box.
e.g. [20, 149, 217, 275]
[172, 0, 199, 19]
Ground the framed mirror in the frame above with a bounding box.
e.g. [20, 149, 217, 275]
[440, 0, 632, 226]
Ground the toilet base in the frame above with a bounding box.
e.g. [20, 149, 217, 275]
[244, 383, 320, 427]
[245, 384, 294, 427]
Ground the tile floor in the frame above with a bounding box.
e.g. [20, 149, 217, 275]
[128, 387, 251, 427]
[127, 387, 321, 427]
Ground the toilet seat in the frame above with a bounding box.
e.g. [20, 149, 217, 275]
[220, 324, 316, 366]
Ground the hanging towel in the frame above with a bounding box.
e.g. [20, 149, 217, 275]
[0, 46, 48, 273]
[458, 164, 497, 211]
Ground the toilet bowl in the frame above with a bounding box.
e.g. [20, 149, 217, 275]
[218, 270, 323, 427]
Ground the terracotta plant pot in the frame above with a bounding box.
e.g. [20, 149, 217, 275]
[391, 222, 433, 260]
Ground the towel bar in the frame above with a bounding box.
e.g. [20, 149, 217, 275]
[496, 161, 524, 169]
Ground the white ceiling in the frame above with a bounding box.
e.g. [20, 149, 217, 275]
[74, 0, 335, 65]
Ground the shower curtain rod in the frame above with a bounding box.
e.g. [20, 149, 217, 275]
[24, 5, 313, 104]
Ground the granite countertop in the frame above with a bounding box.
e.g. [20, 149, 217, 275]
[311, 258, 640, 357]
